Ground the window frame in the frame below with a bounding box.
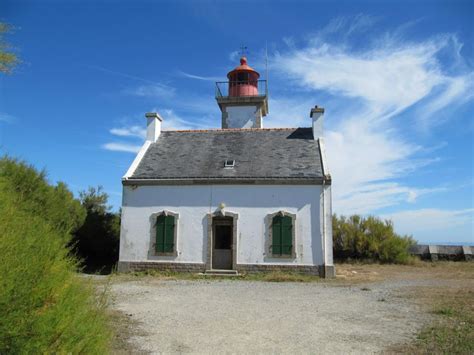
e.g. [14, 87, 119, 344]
[266, 211, 297, 259]
[149, 210, 179, 257]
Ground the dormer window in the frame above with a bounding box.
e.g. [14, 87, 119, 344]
[224, 160, 235, 168]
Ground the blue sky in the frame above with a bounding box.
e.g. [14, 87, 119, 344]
[1, 0, 473, 244]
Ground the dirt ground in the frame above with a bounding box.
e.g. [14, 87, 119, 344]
[107, 263, 474, 354]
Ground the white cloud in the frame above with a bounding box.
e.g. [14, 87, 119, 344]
[177, 70, 224, 82]
[102, 142, 141, 153]
[417, 73, 474, 128]
[124, 84, 176, 99]
[0, 112, 16, 123]
[270, 18, 473, 214]
[102, 109, 216, 154]
[229, 50, 240, 62]
[110, 125, 146, 139]
[158, 108, 215, 130]
[273, 37, 467, 120]
[381, 208, 474, 244]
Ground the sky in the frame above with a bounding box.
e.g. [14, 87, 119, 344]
[1, 0, 473, 244]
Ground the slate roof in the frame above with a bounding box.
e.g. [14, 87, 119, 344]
[126, 128, 326, 184]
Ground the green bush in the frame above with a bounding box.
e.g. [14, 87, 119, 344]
[71, 186, 120, 273]
[332, 214, 416, 263]
[0, 157, 110, 353]
[0, 156, 85, 235]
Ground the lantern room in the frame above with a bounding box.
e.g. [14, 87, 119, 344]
[215, 55, 268, 129]
[227, 57, 260, 97]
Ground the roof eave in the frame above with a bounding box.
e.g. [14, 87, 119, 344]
[122, 177, 329, 186]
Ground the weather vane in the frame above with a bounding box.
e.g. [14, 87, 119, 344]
[239, 45, 248, 57]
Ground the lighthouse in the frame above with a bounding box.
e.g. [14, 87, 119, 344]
[215, 56, 268, 129]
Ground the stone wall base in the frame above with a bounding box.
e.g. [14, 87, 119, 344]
[117, 261, 206, 273]
[238, 264, 336, 278]
[321, 265, 336, 278]
[118, 261, 336, 278]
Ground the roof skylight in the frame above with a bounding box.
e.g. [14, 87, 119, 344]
[224, 159, 235, 168]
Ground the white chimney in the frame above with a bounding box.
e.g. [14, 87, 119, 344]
[310, 106, 325, 139]
[145, 112, 162, 142]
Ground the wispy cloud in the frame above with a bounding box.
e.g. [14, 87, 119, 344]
[157, 108, 215, 130]
[86, 64, 159, 85]
[177, 70, 223, 82]
[88, 64, 178, 100]
[102, 107, 217, 154]
[110, 126, 146, 139]
[417, 73, 474, 129]
[381, 208, 474, 243]
[270, 16, 473, 214]
[229, 50, 240, 62]
[312, 14, 379, 41]
[123, 84, 176, 100]
[102, 142, 141, 153]
[0, 112, 16, 123]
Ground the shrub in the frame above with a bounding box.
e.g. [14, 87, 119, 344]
[71, 186, 120, 273]
[0, 157, 110, 353]
[332, 214, 416, 263]
[0, 156, 85, 235]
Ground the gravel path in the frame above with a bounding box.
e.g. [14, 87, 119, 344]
[110, 278, 431, 354]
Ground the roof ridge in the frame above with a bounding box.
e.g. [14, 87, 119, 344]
[162, 127, 307, 133]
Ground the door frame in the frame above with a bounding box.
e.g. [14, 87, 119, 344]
[206, 210, 238, 271]
[212, 217, 233, 270]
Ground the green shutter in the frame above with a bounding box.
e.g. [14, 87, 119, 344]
[272, 215, 292, 256]
[156, 214, 175, 253]
[164, 215, 175, 252]
[156, 215, 166, 253]
[272, 216, 282, 255]
[281, 216, 292, 255]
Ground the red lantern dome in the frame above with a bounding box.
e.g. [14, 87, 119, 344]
[227, 57, 260, 97]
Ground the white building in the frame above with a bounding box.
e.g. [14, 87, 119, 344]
[118, 57, 334, 277]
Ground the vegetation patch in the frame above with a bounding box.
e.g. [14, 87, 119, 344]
[414, 288, 473, 354]
[388, 280, 474, 354]
[333, 214, 416, 264]
[71, 186, 120, 274]
[114, 270, 321, 283]
[243, 271, 320, 283]
[0, 157, 111, 353]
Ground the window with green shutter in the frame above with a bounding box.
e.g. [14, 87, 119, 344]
[272, 215, 293, 256]
[155, 214, 175, 253]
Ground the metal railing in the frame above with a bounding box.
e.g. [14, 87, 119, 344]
[215, 80, 268, 99]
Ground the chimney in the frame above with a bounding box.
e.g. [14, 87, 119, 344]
[145, 112, 162, 142]
[310, 106, 325, 139]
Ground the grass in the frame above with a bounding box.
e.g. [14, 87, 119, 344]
[339, 261, 473, 354]
[410, 288, 473, 354]
[112, 269, 322, 283]
[243, 271, 320, 282]
[376, 262, 474, 355]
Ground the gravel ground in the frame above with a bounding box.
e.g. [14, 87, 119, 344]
[109, 277, 432, 354]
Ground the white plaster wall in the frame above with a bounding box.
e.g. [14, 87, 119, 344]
[322, 184, 333, 265]
[120, 185, 329, 266]
[226, 106, 259, 128]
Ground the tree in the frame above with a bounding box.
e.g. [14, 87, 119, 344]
[71, 186, 120, 273]
[0, 23, 19, 74]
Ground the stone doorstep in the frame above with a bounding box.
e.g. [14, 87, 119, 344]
[203, 269, 240, 276]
